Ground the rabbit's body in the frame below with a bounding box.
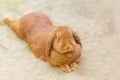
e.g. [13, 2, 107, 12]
[4, 12, 82, 72]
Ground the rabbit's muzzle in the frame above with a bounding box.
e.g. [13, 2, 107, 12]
[54, 43, 75, 54]
[65, 44, 74, 52]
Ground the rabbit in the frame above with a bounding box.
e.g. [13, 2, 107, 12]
[3, 12, 82, 72]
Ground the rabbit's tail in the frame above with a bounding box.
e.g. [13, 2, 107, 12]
[3, 17, 18, 31]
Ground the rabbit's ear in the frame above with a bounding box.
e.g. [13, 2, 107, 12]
[46, 31, 55, 58]
[72, 31, 82, 48]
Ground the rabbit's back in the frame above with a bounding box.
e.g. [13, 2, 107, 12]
[17, 12, 53, 39]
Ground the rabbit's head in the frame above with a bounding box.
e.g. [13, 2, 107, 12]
[46, 26, 82, 57]
[53, 27, 76, 53]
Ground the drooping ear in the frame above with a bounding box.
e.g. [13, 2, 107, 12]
[72, 31, 82, 48]
[45, 31, 56, 58]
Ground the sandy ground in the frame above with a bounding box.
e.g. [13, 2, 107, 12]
[0, 0, 120, 80]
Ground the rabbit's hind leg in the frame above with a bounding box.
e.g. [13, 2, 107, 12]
[3, 17, 17, 31]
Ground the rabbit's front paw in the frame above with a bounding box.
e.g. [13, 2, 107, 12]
[70, 62, 78, 71]
[59, 64, 71, 73]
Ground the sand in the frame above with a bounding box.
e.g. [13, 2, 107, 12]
[0, 0, 120, 80]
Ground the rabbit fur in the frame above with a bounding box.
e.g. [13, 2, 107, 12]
[3, 12, 82, 72]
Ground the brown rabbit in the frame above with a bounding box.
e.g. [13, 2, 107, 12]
[3, 12, 82, 72]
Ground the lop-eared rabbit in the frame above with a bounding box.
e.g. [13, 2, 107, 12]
[4, 12, 82, 72]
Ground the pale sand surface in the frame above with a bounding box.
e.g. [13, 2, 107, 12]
[0, 0, 120, 80]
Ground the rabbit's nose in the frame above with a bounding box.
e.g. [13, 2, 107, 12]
[68, 45, 73, 51]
